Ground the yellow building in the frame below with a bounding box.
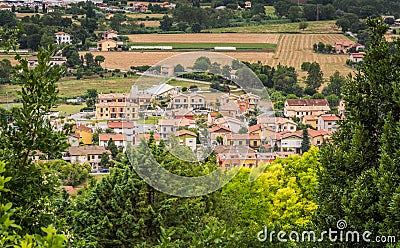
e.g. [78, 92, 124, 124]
[95, 93, 139, 120]
[73, 125, 93, 145]
[97, 39, 118, 51]
[302, 115, 319, 129]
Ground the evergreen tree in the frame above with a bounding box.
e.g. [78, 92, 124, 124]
[316, 18, 400, 246]
[107, 138, 118, 159]
[305, 62, 323, 93]
[301, 128, 310, 153]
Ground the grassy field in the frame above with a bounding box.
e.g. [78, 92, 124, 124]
[208, 20, 340, 34]
[0, 76, 140, 102]
[129, 42, 276, 50]
[126, 13, 167, 19]
[0, 102, 84, 115]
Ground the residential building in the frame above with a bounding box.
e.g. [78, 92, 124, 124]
[55, 32, 71, 45]
[62, 146, 111, 171]
[284, 99, 330, 118]
[135, 133, 161, 145]
[257, 116, 297, 133]
[240, 93, 260, 108]
[334, 41, 355, 53]
[170, 92, 206, 109]
[72, 125, 93, 145]
[349, 52, 366, 63]
[0, 5, 12, 11]
[224, 133, 261, 149]
[27, 56, 67, 67]
[220, 93, 240, 104]
[219, 102, 240, 117]
[302, 115, 319, 129]
[208, 125, 232, 145]
[308, 129, 331, 147]
[161, 65, 174, 77]
[248, 124, 275, 143]
[102, 30, 118, 40]
[97, 39, 118, 51]
[99, 133, 129, 148]
[95, 93, 139, 120]
[67, 133, 80, 147]
[128, 86, 152, 110]
[171, 109, 195, 120]
[213, 116, 246, 133]
[215, 145, 275, 168]
[277, 131, 303, 154]
[158, 118, 196, 139]
[107, 121, 135, 141]
[318, 114, 340, 132]
[175, 130, 197, 151]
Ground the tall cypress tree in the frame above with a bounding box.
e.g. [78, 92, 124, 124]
[316, 18, 400, 245]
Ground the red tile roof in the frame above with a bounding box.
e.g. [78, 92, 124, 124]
[99, 133, 125, 141]
[73, 125, 93, 133]
[107, 121, 135, 129]
[135, 133, 161, 142]
[286, 99, 329, 106]
[248, 124, 261, 133]
[320, 115, 340, 121]
[209, 125, 231, 133]
[175, 129, 197, 137]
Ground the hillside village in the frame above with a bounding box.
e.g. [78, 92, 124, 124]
[41, 80, 344, 172]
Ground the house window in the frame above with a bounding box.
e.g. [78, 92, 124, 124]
[253, 141, 257, 146]
[328, 122, 332, 125]
[183, 99, 187, 102]
[199, 99, 202, 102]
[163, 127, 166, 132]
[290, 126, 294, 130]
[230, 141, 233, 145]
[239, 141, 243, 145]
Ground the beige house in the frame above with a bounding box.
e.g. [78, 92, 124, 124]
[97, 39, 118, 51]
[158, 118, 196, 139]
[334, 41, 355, 53]
[62, 146, 111, 171]
[284, 99, 330, 118]
[170, 92, 206, 109]
[27, 56, 67, 67]
[128, 85, 152, 110]
[349, 52, 365, 63]
[257, 116, 297, 133]
[302, 115, 319, 129]
[208, 125, 232, 145]
[224, 133, 261, 149]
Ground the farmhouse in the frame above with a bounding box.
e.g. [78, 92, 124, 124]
[334, 41, 355, 53]
[55, 32, 71, 45]
[27, 56, 67, 67]
[102, 30, 118, 40]
[349, 52, 365, 63]
[284, 99, 330, 118]
[97, 39, 118, 51]
[62, 146, 111, 171]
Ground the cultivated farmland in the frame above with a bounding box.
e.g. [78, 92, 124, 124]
[85, 33, 353, 77]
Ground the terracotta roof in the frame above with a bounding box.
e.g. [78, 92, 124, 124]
[68, 146, 110, 156]
[175, 129, 197, 137]
[320, 115, 340, 121]
[308, 129, 331, 138]
[135, 133, 161, 142]
[226, 133, 260, 140]
[73, 125, 93, 133]
[214, 145, 255, 154]
[99, 133, 125, 141]
[55, 31, 68, 35]
[248, 124, 261, 133]
[351, 52, 365, 58]
[280, 130, 303, 140]
[98, 39, 117, 44]
[286, 99, 329, 106]
[107, 121, 135, 129]
[209, 125, 231, 133]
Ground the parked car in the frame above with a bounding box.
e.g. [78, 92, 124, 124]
[100, 168, 109, 173]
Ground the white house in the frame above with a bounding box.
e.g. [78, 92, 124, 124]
[349, 52, 365, 63]
[99, 133, 129, 148]
[318, 114, 340, 132]
[55, 32, 71, 45]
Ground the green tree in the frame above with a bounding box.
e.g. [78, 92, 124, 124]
[84, 53, 95, 68]
[191, 23, 202, 33]
[107, 138, 118, 158]
[99, 152, 110, 168]
[301, 128, 310, 153]
[305, 62, 323, 93]
[316, 18, 400, 245]
[174, 64, 185, 74]
[0, 59, 12, 83]
[193, 56, 211, 71]
[0, 45, 69, 234]
[40, 32, 55, 48]
[288, 6, 303, 22]
[95, 55, 105, 67]
[160, 15, 173, 31]
[299, 22, 308, 30]
[322, 71, 346, 97]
